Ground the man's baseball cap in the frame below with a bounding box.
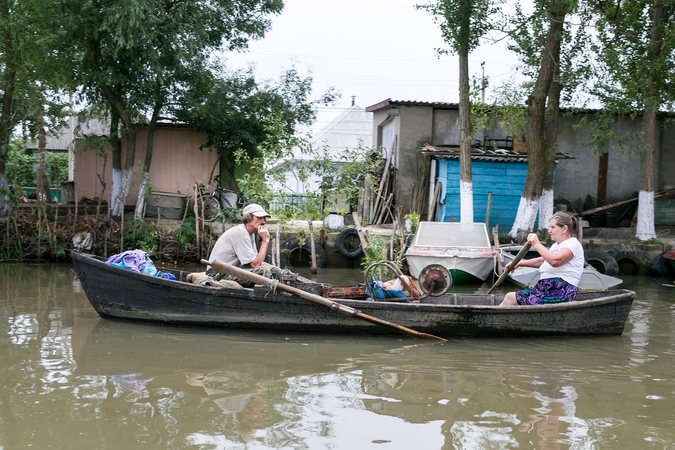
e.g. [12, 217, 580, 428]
[242, 203, 270, 218]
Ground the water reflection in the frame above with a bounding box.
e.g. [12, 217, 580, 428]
[2, 264, 675, 448]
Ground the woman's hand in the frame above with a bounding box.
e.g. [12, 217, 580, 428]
[526, 233, 540, 246]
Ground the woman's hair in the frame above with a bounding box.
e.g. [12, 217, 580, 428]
[551, 211, 579, 237]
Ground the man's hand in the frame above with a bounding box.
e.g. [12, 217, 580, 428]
[257, 224, 270, 242]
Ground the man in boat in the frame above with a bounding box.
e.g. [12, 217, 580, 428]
[206, 204, 283, 288]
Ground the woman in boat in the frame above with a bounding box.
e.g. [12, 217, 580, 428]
[500, 211, 584, 306]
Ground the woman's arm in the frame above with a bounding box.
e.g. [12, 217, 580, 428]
[527, 234, 574, 267]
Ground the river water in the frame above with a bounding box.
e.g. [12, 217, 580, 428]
[1, 263, 675, 449]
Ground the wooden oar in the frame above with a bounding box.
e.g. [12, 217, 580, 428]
[487, 243, 532, 294]
[203, 259, 446, 342]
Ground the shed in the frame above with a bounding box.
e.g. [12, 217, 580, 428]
[421, 144, 572, 232]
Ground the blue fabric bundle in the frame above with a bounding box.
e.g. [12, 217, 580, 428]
[367, 279, 407, 300]
[107, 250, 175, 280]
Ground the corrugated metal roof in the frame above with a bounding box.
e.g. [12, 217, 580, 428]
[420, 144, 573, 161]
[366, 98, 459, 112]
[311, 106, 373, 160]
[26, 118, 109, 151]
[24, 119, 191, 151]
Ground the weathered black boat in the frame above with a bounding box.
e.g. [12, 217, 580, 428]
[71, 252, 635, 337]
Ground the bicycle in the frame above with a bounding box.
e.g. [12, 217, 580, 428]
[197, 175, 269, 222]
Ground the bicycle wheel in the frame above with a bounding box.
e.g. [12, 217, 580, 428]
[199, 194, 221, 222]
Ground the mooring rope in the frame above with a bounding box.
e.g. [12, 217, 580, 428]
[265, 279, 279, 297]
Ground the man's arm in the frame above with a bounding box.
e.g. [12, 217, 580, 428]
[249, 224, 270, 268]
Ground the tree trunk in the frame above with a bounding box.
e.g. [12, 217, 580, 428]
[36, 101, 52, 203]
[108, 110, 126, 218]
[636, 107, 657, 239]
[109, 113, 137, 218]
[635, 0, 664, 240]
[0, 0, 16, 217]
[539, 75, 562, 230]
[458, 13, 473, 223]
[510, 0, 567, 239]
[134, 97, 162, 219]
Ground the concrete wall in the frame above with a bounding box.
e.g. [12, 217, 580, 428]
[555, 113, 657, 205]
[372, 106, 434, 215]
[74, 126, 218, 204]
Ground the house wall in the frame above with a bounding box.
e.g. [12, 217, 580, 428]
[432, 109, 460, 145]
[74, 126, 218, 205]
[372, 106, 434, 216]
[555, 113, 643, 205]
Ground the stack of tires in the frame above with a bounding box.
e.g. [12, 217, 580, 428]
[279, 239, 327, 269]
[585, 245, 655, 276]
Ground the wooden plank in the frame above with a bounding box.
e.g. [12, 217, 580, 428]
[598, 153, 608, 205]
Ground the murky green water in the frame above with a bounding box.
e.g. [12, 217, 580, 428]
[1, 263, 674, 449]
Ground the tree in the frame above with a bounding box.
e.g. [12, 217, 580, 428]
[591, 0, 675, 240]
[0, 0, 73, 216]
[506, 0, 576, 239]
[417, 0, 500, 222]
[63, 0, 285, 218]
[176, 64, 337, 195]
[0, 0, 28, 216]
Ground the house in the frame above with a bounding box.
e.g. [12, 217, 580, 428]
[73, 123, 218, 207]
[269, 100, 372, 212]
[366, 99, 675, 227]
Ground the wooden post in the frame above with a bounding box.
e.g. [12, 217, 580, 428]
[73, 188, 79, 228]
[492, 225, 503, 276]
[194, 186, 200, 260]
[390, 219, 397, 261]
[351, 212, 370, 249]
[308, 215, 317, 273]
[485, 191, 492, 231]
[276, 222, 281, 267]
[373, 135, 396, 219]
[61, 181, 75, 204]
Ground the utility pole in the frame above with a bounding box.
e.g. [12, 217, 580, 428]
[481, 62, 486, 104]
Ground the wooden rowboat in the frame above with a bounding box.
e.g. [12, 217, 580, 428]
[71, 252, 635, 337]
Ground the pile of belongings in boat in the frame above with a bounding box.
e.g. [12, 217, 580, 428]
[368, 275, 422, 301]
[106, 250, 176, 280]
[106, 250, 243, 288]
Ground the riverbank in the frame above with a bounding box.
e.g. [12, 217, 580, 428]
[2, 204, 674, 278]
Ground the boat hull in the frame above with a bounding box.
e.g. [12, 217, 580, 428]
[72, 252, 635, 337]
[406, 253, 495, 283]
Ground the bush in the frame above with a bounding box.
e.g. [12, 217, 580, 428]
[7, 144, 69, 188]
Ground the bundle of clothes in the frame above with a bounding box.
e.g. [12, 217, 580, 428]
[368, 275, 422, 300]
[106, 249, 243, 288]
[106, 250, 176, 280]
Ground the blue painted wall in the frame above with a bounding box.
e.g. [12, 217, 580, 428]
[437, 158, 531, 232]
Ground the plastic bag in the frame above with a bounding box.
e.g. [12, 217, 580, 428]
[368, 279, 407, 300]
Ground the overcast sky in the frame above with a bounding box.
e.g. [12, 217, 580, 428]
[225, 0, 522, 131]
